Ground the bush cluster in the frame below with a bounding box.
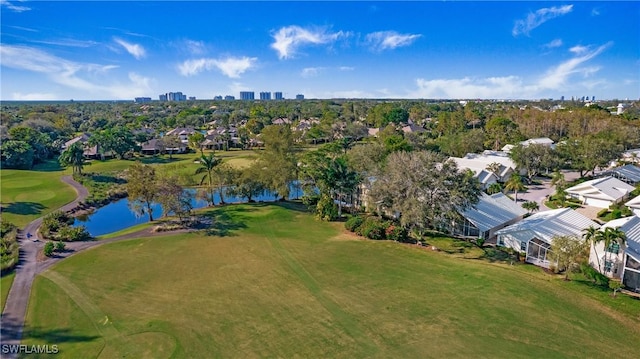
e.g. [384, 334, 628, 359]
[1, 220, 19, 273]
[344, 215, 408, 242]
[41, 210, 91, 241]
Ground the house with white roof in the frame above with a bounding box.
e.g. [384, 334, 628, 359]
[451, 193, 527, 241]
[591, 216, 640, 292]
[495, 208, 600, 268]
[603, 164, 640, 185]
[450, 151, 517, 186]
[520, 137, 555, 148]
[565, 176, 635, 208]
[625, 195, 640, 216]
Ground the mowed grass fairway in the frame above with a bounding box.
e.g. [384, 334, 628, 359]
[0, 165, 76, 227]
[23, 203, 640, 358]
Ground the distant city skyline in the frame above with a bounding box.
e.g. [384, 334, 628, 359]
[1, 1, 638, 101]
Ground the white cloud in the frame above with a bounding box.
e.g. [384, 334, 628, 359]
[11, 92, 58, 101]
[177, 56, 257, 78]
[113, 37, 146, 59]
[365, 31, 422, 51]
[407, 41, 612, 99]
[270, 25, 347, 59]
[569, 45, 589, 55]
[0, 45, 153, 99]
[513, 4, 573, 36]
[339, 66, 355, 71]
[301, 67, 324, 78]
[591, 8, 600, 16]
[544, 39, 563, 49]
[538, 42, 612, 89]
[0, 0, 30, 12]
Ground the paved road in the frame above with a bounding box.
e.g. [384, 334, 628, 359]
[1, 175, 88, 355]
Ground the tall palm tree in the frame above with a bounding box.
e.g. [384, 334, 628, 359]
[596, 227, 627, 274]
[504, 174, 526, 202]
[323, 157, 360, 217]
[582, 226, 602, 273]
[59, 142, 86, 175]
[195, 153, 222, 205]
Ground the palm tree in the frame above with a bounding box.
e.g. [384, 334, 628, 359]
[582, 226, 602, 273]
[486, 182, 503, 195]
[322, 157, 360, 217]
[522, 201, 539, 214]
[504, 174, 526, 202]
[195, 153, 222, 205]
[59, 142, 86, 175]
[596, 227, 626, 274]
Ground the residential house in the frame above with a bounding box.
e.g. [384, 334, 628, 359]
[625, 195, 640, 216]
[63, 133, 112, 159]
[603, 164, 640, 185]
[590, 216, 640, 292]
[451, 193, 527, 241]
[495, 208, 600, 268]
[565, 176, 635, 208]
[401, 123, 426, 134]
[502, 137, 555, 153]
[139, 139, 164, 155]
[165, 127, 196, 143]
[450, 151, 517, 187]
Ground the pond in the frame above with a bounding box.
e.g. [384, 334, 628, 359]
[73, 184, 303, 236]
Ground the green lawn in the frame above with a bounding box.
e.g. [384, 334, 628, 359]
[1, 271, 16, 312]
[0, 163, 77, 228]
[23, 203, 640, 358]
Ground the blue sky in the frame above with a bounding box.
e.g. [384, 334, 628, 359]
[1, 1, 638, 100]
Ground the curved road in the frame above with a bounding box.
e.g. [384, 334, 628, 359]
[1, 175, 88, 354]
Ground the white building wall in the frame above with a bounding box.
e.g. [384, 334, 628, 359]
[584, 197, 614, 208]
[589, 242, 625, 279]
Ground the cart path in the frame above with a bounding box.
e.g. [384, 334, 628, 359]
[0, 175, 88, 355]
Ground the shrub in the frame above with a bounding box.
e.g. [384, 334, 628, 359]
[55, 241, 66, 252]
[345, 216, 364, 232]
[597, 208, 610, 218]
[43, 242, 55, 257]
[386, 225, 408, 242]
[56, 225, 91, 242]
[610, 209, 622, 219]
[360, 217, 387, 240]
[315, 195, 338, 221]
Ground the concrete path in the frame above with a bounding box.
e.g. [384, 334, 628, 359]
[0, 175, 88, 356]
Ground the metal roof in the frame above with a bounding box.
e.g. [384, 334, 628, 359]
[462, 193, 527, 232]
[601, 215, 640, 258]
[605, 164, 640, 184]
[565, 176, 634, 202]
[495, 208, 600, 244]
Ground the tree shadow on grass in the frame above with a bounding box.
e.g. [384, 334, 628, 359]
[1, 317, 100, 346]
[1, 202, 46, 216]
[201, 207, 251, 237]
[270, 200, 310, 213]
[31, 161, 65, 172]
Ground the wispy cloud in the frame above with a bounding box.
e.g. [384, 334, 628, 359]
[178, 56, 257, 78]
[301, 67, 324, 78]
[408, 41, 612, 99]
[513, 4, 573, 36]
[365, 31, 421, 51]
[0, 45, 153, 99]
[113, 37, 146, 59]
[538, 42, 612, 89]
[184, 39, 205, 55]
[270, 25, 348, 59]
[1, 0, 30, 12]
[339, 66, 355, 71]
[543, 39, 563, 49]
[31, 38, 99, 48]
[8, 25, 37, 32]
[591, 8, 600, 16]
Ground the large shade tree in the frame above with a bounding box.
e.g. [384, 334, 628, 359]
[370, 150, 481, 235]
[126, 162, 158, 221]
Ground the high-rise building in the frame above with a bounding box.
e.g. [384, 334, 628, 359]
[135, 97, 152, 103]
[214, 95, 223, 100]
[159, 94, 168, 101]
[295, 94, 304, 100]
[274, 92, 283, 100]
[224, 95, 235, 100]
[560, 96, 565, 101]
[260, 92, 271, 100]
[240, 91, 255, 100]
